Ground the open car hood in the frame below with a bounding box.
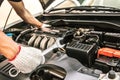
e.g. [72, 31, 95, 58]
[39, 0, 80, 13]
[0, 1, 120, 80]
[39, 0, 55, 10]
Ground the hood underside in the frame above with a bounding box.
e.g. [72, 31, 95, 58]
[39, 0, 55, 10]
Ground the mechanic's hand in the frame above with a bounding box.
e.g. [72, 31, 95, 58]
[9, 46, 45, 74]
[41, 23, 51, 32]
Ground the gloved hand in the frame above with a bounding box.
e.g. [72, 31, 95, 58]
[9, 46, 45, 74]
[41, 23, 51, 32]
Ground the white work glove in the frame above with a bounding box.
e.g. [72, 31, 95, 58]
[41, 23, 51, 32]
[9, 46, 45, 74]
[41, 23, 51, 28]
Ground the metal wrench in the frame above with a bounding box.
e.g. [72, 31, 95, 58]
[42, 38, 65, 56]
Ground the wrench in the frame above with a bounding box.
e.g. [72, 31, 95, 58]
[42, 29, 75, 56]
[42, 38, 65, 56]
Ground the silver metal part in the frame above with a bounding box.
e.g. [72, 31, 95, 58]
[42, 38, 65, 55]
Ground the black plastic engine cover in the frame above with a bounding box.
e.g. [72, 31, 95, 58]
[66, 40, 98, 67]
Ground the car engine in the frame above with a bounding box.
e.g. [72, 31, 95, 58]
[0, 13, 120, 80]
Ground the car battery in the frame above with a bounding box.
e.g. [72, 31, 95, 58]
[66, 40, 98, 67]
[97, 48, 120, 58]
[94, 48, 120, 72]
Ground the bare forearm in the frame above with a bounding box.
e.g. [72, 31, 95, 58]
[8, 1, 43, 28]
[17, 9, 43, 28]
[0, 31, 19, 60]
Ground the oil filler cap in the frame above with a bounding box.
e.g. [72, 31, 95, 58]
[108, 70, 116, 79]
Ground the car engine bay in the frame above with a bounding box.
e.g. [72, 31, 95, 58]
[0, 12, 120, 80]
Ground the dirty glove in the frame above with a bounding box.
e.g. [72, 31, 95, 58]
[9, 46, 45, 74]
[41, 23, 51, 28]
[41, 23, 51, 32]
